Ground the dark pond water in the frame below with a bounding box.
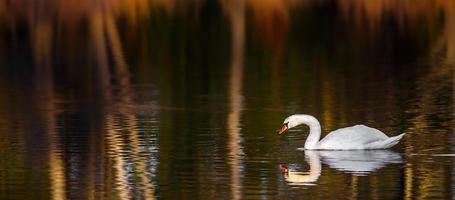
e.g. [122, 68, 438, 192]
[0, 0, 454, 199]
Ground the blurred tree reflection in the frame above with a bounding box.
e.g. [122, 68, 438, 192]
[0, 0, 453, 199]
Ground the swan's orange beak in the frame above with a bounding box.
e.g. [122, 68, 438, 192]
[279, 124, 288, 135]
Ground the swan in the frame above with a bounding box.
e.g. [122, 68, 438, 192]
[279, 114, 405, 150]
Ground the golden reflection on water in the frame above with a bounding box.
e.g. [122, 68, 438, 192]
[104, 112, 157, 199]
[226, 0, 245, 199]
[105, 115, 130, 199]
[48, 150, 66, 200]
[34, 57, 67, 200]
[125, 114, 155, 200]
[48, 114, 66, 200]
[0, 0, 454, 199]
[102, 67, 155, 199]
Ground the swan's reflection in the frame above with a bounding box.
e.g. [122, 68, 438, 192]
[280, 151, 321, 185]
[280, 150, 402, 185]
[319, 150, 402, 175]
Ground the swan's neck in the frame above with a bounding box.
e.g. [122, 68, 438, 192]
[295, 115, 321, 149]
[305, 151, 321, 181]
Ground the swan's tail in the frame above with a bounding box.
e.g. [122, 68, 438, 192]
[382, 133, 406, 149]
[367, 133, 406, 149]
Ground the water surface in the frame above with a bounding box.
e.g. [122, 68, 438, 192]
[0, 0, 454, 199]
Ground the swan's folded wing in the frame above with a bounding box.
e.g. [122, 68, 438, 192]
[317, 125, 389, 149]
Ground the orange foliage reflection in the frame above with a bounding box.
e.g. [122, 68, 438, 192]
[0, 0, 453, 67]
[0, 0, 453, 199]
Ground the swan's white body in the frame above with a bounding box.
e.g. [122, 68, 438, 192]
[280, 114, 405, 150]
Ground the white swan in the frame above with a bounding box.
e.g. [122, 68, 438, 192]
[279, 114, 405, 150]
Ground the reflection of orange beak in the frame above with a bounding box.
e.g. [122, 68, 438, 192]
[279, 124, 288, 135]
[279, 164, 289, 174]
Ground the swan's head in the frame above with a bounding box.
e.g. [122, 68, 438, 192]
[279, 115, 300, 134]
[279, 114, 317, 134]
